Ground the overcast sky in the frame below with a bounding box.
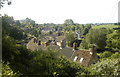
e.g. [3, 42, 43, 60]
[1, 0, 120, 24]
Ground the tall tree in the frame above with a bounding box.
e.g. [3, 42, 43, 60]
[64, 19, 74, 26]
[80, 28, 110, 49]
[106, 29, 120, 49]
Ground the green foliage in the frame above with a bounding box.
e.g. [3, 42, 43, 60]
[99, 51, 112, 59]
[80, 38, 89, 49]
[2, 35, 18, 63]
[2, 34, 87, 76]
[20, 18, 35, 26]
[2, 14, 120, 76]
[106, 30, 120, 49]
[83, 24, 92, 35]
[2, 62, 17, 75]
[2, 15, 25, 40]
[90, 58, 120, 75]
[65, 31, 75, 46]
[92, 25, 118, 29]
[80, 28, 111, 49]
[111, 52, 120, 59]
[64, 19, 74, 26]
[51, 56, 87, 76]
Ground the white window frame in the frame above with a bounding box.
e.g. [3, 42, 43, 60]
[74, 56, 78, 61]
[80, 57, 84, 63]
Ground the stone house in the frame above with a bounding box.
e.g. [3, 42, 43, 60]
[72, 45, 98, 66]
[55, 36, 66, 49]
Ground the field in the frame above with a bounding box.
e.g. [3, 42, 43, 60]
[92, 25, 119, 29]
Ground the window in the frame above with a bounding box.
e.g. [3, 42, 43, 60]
[74, 56, 78, 61]
[80, 57, 84, 63]
[90, 52, 93, 55]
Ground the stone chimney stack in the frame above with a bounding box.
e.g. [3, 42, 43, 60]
[73, 42, 77, 51]
[89, 45, 96, 54]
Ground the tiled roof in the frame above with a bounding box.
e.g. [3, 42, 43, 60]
[72, 49, 98, 66]
[26, 38, 40, 51]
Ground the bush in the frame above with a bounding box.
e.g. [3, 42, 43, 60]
[100, 51, 112, 59]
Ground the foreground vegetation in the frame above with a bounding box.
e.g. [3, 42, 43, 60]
[1, 15, 120, 76]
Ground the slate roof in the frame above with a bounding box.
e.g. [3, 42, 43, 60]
[55, 36, 65, 42]
[42, 45, 74, 58]
[60, 47, 73, 58]
[47, 45, 60, 51]
[113, 27, 120, 30]
[42, 27, 53, 31]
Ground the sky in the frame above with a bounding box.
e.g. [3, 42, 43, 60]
[1, 0, 120, 24]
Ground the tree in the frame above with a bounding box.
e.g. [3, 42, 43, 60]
[2, 15, 25, 40]
[106, 29, 120, 49]
[90, 58, 120, 75]
[80, 28, 110, 49]
[99, 51, 112, 59]
[0, 0, 12, 8]
[83, 24, 92, 35]
[64, 19, 74, 26]
[65, 31, 76, 46]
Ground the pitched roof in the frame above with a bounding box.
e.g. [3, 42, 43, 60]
[72, 49, 98, 66]
[55, 36, 65, 42]
[42, 27, 53, 31]
[60, 47, 73, 58]
[27, 38, 41, 51]
[47, 45, 60, 51]
[45, 45, 74, 58]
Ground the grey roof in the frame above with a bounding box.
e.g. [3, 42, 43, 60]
[47, 45, 60, 51]
[42, 27, 53, 31]
[55, 36, 65, 42]
[60, 47, 73, 58]
[45, 45, 74, 58]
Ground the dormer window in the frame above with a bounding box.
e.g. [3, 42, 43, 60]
[60, 47, 62, 49]
[80, 57, 84, 63]
[90, 52, 93, 55]
[74, 56, 78, 61]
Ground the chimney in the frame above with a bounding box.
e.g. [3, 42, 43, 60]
[34, 38, 35, 43]
[73, 42, 77, 51]
[38, 40, 41, 45]
[89, 45, 96, 54]
[59, 40, 66, 49]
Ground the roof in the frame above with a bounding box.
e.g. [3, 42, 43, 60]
[47, 45, 60, 51]
[45, 45, 74, 58]
[113, 28, 120, 30]
[55, 36, 65, 42]
[60, 47, 73, 58]
[41, 36, 54, 42]
[72, 49, 98, 66]
[42, 27, 53, 31]
[27, 38, 41, 51]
